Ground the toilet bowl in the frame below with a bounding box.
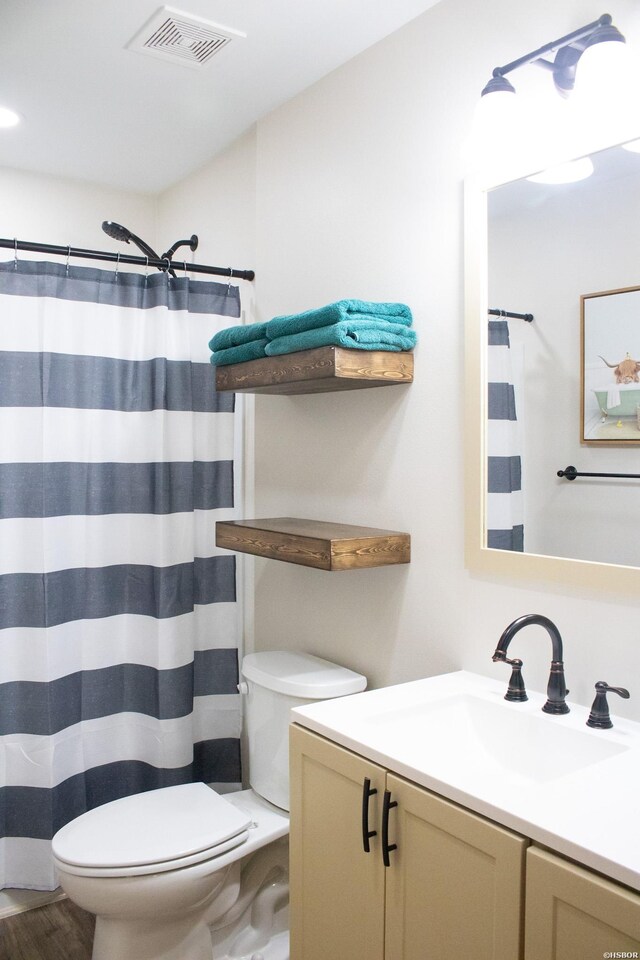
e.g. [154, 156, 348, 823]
[52, 651, 366, 960]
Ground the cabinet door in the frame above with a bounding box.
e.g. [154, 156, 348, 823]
[289, 724, 386, 960]
[525, 846, 640, 959]
[385, 773, 527, 960]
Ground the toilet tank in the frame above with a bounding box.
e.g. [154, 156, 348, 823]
[240, 651, 367, 811]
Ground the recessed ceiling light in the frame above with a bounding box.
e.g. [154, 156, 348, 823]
[0, 106, 21, 128]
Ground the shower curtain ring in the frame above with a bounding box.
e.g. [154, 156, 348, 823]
[13, 238, 18, 270]
[227, 266, 233, 293]
[183, 260, 188, 278]
[66, 245, 71, 276]
[144, 256, 149, 283]
[114, 251, 120, 282]
[164, 257, 171, 282]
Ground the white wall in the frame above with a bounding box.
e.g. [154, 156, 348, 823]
[156, 129, 257, 303]
[0, 166, 155, 253]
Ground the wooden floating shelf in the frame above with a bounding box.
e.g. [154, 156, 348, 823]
[214, 346, 414, 395]
[216, 518, 411, 571]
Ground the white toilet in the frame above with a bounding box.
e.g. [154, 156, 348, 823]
[51, 651, 366, 960]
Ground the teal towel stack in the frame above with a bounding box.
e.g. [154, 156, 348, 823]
[210, 338, 270, 366]
[209, 321, 269, 366]
[265, 299, 413, 339]
[265, 299, 416, 357]
[265, 318, 416, 356]
[209, 300, 416, 366]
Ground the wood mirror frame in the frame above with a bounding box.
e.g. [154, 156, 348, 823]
[463, 139, 640, 595]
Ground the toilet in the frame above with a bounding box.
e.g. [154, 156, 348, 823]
[51, 651, 366, 960]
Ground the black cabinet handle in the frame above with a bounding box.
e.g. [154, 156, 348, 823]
[361, 777, 377, 853]
[381, 789, 398, 867]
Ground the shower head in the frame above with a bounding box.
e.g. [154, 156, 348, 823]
[101, 221, 167, 271]
[102, 221, 133, 243]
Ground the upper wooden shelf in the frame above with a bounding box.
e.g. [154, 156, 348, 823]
[214, 346, 414, 395]
[216, 518, 411, 571]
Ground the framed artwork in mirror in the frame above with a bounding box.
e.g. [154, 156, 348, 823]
[581, 285, 640, 444]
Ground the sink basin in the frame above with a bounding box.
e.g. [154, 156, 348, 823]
[364, 693, 628, 783]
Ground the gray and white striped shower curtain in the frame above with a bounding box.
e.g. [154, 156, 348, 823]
[486, 319, 524, 551]
[0, 260, 243, 890]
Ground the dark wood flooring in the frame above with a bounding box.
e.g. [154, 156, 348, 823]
[0, 899, 95, 960]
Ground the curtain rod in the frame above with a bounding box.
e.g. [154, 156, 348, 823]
[0, 237, 255, 281]
[488, 307, 534, 323]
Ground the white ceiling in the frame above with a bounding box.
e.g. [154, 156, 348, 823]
[0, 0, 441, 194]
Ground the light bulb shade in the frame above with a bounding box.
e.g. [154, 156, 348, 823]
[481, 74, 516, 97]
[582, 22, 625, 52]
[473, 86, 517, 134]
[465, 83, 527, 179]
[571, 31, 635, 149]
[470, 88, 517, 155]
[574, 32, 630, 102]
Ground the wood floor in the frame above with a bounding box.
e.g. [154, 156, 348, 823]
[0, 899, 95, 960]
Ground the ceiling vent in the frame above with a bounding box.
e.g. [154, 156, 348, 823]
[127, 6, 245, 69]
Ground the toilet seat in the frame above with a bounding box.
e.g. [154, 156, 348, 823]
[52, 783, 251, 878]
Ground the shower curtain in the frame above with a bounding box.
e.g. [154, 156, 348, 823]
[486, 318, 524, 551]
[0, 259, 243, 890]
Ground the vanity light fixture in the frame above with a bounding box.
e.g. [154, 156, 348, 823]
[479, 13, 626, 107]
[473, 14, 629, 183]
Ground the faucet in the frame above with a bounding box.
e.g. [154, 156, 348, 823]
[492, 614, 569, 715]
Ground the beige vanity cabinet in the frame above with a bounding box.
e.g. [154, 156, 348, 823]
[289, 724, 527, 960]
[524, 846, 640, 959]
[289, 723, 386, 960]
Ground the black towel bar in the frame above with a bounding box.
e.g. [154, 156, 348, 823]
[557, 465, 640, 481]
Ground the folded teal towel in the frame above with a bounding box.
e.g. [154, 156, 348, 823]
[210, 339, 269, 366]
[209, 321, 268, 351]
[265, 322, 417, 357]
[266, 300, 412, 339]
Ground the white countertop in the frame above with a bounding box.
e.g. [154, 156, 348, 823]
[291, 670, 640, 891]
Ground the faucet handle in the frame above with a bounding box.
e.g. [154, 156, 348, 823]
[495, 655, 528, 702]
[587, 681, 630, 729]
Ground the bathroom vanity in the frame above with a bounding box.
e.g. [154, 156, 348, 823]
[288, 671, 640, 959]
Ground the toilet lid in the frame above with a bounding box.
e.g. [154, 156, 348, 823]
[52, 783, 252, 869]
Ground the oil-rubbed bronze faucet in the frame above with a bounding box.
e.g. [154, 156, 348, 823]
[586, 682, 630, 729]
[492, 614, 569, 715]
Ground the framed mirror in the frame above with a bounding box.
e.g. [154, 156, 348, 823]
[465, 136, 640, 592]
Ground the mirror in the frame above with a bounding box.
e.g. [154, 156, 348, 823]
[465, 137, 640, 592]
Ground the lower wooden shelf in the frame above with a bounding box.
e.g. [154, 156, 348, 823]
[214, 346, 414, 395]
[216, 518, 411, 570]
